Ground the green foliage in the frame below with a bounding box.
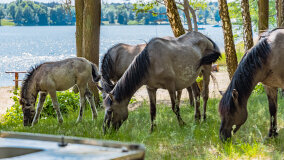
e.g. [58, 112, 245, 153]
[127, 20, 139, 25]
[196, 75, 203, 83]
[253, 83, 265, 94]
[41, 90, 80, 117]
[1, 1, 75, 26]
[1, 89, 22, 125]
[228, 0, 277, 41]
[1, 19, 15, 26]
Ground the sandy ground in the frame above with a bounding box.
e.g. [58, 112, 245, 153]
[0, 86, 14, 117]
[0, 69, 230, 116]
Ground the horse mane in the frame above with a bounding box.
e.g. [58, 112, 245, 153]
[107, 45, 150, 103]
[101, 46, 116, 93]
[21, 64, 42, 99]
[219, 38, 271, 115]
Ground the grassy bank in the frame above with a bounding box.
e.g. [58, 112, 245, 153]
[0, 19, 15, 26]
[1, 92, 284, 159]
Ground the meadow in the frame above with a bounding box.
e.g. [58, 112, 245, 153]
[1, 91, 284, 159]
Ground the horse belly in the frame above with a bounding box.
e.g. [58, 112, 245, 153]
[54, 73, 76, 91]
[174, 63, 201, 90]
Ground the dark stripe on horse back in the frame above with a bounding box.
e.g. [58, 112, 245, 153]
[110, 45, 150, 102]
[219, 38, 271, 115]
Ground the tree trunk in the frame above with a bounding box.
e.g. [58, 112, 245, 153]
[258, 0, 269, 34]
[241, 0, 253, 51]
[163, 0, 185, 37]
[188, 5, 198, 31]
[276, 0, 284, 27]
[183, 0, 193, 31]
[82, 0, 101, 106]
[218, 0, 238, 79]
[75, 0, 84, 57]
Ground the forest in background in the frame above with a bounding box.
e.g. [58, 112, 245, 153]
[0, 0, 222, 26]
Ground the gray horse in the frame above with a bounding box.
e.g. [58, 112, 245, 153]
[102, 31, 221, 132]
[20, 57, 101, 126]
[219, 28, 284, 141]
[101, 39, 212, 121]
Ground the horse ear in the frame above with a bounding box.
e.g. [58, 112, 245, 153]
[232, 89, 239, 102]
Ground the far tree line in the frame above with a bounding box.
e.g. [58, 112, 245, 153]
[0, 0, 221, 26]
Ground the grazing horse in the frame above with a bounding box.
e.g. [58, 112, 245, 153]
[102, 31, 221, 132]
[20, 57, 101, 126]
[101, 40, 212, 121]
[219, 28, 284, 141]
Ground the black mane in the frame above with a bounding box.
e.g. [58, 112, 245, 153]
[21, 64, 42, 99]
[100, 46, 116, 93]
[106, 45, 150, 103]
[219, 38, 271, 115]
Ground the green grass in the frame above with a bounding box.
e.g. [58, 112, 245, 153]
[0, 19, 15, 26]
[1, 93, 284, 159]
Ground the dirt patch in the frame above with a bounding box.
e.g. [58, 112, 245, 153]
[131, 70, 230, 104]
[0, 86, 14, 117]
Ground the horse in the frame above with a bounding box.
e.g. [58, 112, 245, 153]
[102, 31, 221, 132]
[219, 28, 284, 141]
[100, 39, 212, 121]
[19, 57, 101, 126]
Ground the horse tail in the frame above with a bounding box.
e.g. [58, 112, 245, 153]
[100, 51, 115, 93]
[91, 63, 101, 82]
[198, 50, 221, 68]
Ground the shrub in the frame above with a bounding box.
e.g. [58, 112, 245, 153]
[41, 90, 80, 117]
[1, 89, 22, 125]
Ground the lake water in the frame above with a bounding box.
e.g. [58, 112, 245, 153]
[0, 25, 224, 87]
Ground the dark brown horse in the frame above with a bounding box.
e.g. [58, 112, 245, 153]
[219, 28, 284, 141]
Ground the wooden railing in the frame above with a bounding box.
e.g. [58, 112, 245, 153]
[5, 71, 27, 89]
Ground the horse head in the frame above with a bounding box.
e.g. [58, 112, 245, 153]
[219, 89, 248, 141]
[20, 96, 36, 126]
[103, 92, 129, 133]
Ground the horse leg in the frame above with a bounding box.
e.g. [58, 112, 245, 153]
[264, 85, 278, 137]
[168, 90, 186, 126]
[186, 87, 194, 106]
[202, 66, 210, 120]
[191, 82, 201, 121]
[32, 92, 47, 126]
[176, 90, 182, 107]
[147, 87, 157, 132]
[49, 91, 63, 124]
[85, 88, 97, 120]
[77, 85, 87, 123]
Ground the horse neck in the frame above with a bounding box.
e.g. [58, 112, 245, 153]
[113, 78, 146, 103]
[237, 67, 269, 106]
[26, 77, 38, 99]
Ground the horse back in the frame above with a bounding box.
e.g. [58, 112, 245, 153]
[35, 58, 92, 91]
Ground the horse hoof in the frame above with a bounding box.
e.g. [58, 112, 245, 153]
[195, 115, 201, 121]
[268, 131, 278, 138]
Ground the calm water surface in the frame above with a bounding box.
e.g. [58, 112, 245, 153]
[0, 25, 224, 86]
